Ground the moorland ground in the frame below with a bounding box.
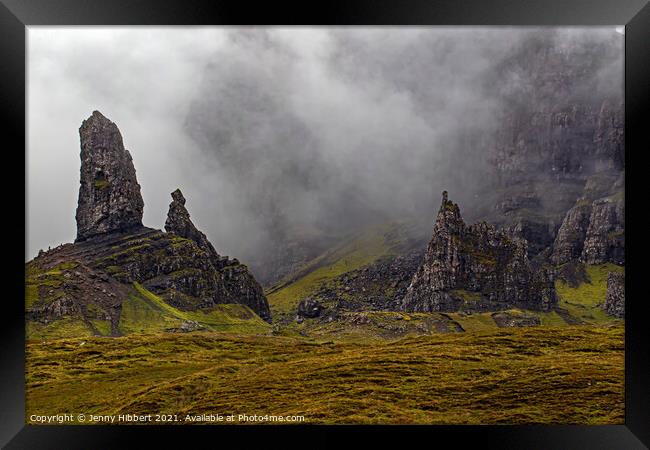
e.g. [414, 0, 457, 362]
[26, 324, 624, 425]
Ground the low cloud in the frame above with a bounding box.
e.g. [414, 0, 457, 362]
[27, 27, 622, 276]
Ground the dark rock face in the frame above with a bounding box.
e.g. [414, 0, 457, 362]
[580, 197, 625, 265]
[484, 33, 624, 256]
[551, 200, 593, 265]
[554, 260, 589, 288]
[159, 189, 271, 321]
[297, 298, 323, 318]
[75, 111, 144, 242]
[551, 194, 624, 266]
[491, 100, 624, 188]
[401, 192, 556, 313]
[312, 250, 424, 313]
[507, 218, 558, 258]
[603, 272, 624, 318]
[165, 188, 221, 264]
[594, 99, 625, 169]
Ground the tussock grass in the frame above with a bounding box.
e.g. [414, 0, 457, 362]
[447, 312, 498, 332]
[26, 318, 96, 340]
[26, 325, 624, 424]
[282, 311, 459, 342]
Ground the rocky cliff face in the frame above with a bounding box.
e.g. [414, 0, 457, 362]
[551, 192, 624, 266]
[27, 111, 271, 336]
[484, 32, 624, 258]
[75, 111, 145, 242]
[580, 196, 625, 265]
[401, 192, 556, 313]
[603, 271, 625, 318]
[550, 200, 593, 265]
[489, 34, 623, 187]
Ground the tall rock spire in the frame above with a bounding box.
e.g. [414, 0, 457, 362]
[75, 111, 144, 242]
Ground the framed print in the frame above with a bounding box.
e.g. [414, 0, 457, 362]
[2, 0, 649, 448]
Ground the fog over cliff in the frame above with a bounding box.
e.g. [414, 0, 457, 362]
[27, 27, 623, 280]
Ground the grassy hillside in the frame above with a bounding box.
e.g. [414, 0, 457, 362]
[554, 263, 624, 325]
[265, 217, 623, 332]
[265, 221, 425, 322]
[120, 283, 271, 335]
[26, 325, 624, 424]
[27, 233, 622, 340]
[27, 282, 270, 339]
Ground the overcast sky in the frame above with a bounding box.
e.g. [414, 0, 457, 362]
[26, 27, 623, 264]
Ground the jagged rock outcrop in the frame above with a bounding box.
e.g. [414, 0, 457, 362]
[551, 193, 624, 266]
[156, 189, 271, 321]
[27, 111, 272, 336]
[311, 250, 424, 313]
[75, 111, 144, 242]
[484, 32, 624, 257]
[603, 272, 624, 318]
[401, 192, 556, 313]
[550, 200, 593, 265]
[165, 189, 219, 260]
[580, 197, 625, 265]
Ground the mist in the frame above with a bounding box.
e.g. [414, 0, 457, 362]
[27, 27, 623, 280]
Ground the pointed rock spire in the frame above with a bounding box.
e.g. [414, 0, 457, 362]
[75, 111, 144, 241]
[165, 188, 219, 258]
[401, 191, 556, 312]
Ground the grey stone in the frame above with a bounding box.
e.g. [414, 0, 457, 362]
[603, 272, 624, 318]
[401, 191, 557, 313]
[75, 111, 144, 241]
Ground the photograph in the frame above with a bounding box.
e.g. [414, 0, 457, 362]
[24, 26, 626, 426]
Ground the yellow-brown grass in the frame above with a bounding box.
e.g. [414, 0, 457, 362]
[26, 325, 624, 425]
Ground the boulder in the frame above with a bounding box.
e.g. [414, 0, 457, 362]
[297, 298, 323, 318]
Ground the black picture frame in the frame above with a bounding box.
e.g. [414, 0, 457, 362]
[2, 1, 648, 448]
